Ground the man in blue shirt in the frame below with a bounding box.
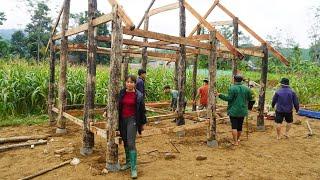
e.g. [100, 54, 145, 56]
[136, 69, 146, 97]
[272, 78, 299, 140]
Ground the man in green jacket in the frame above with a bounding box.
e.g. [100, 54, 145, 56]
[215, 75, 253, 146]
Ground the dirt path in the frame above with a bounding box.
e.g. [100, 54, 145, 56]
[0, 114, 319, 180]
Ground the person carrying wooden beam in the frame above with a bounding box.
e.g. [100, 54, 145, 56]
[215, 75, 253, 146]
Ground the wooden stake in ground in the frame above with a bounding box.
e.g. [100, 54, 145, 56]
[81, 0, 97, 156]
[176, 0, 187, 126]
[257, 43, 268, 131]
[0, 140, 47, 152]
[56, 0, 71, 134]
[232, 17, 239, 77]
[0, 135, 49, 144]
[191, 29, 201, 111]
[18, 159, 72, 180]
[48, 39, 56, 125]
[106, 4, 122, 172]
[306, 120, 313, 136]
[207, 30, 218, 147]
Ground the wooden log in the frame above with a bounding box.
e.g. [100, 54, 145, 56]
[106, 4, 122, 171]
[56, 0, 70, 133]
[183, 1, 244, 60]
[147, 113, 177, 122]
[174, 51, 179, 90]
[0, 140, 47, 152]
[232, 17, 239, 77]
[207, 30, 218, 142]
[48, 39, 56, 125]
[121, 56, 129, 88]
[141, 15, 149, 71]
[81, 0, 97, 155]
[192, 29, 201, 111]
[18, 159, 72, 180]
[176, 0, 187, 126]
[146, 101, 171, 108]
[257, 43, 268, 130]
[0, 135, 49, 144]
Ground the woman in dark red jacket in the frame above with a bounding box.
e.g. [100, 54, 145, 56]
[119, 75, 147, 179]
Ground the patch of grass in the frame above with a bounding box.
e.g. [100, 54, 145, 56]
[0, 114, 48, 127]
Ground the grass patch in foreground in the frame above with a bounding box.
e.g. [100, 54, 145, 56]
[0, 114, 48, 127]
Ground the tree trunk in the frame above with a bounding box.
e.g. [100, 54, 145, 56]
[48, 40, 56, 125]
[232, 17, 239, 77]
[176, 0, 186, 126]
[106, 4, 122, 172]
[207, 31, 218, 145]
[56, 0, 70, 133]
[80, 0, 97, 156]
[191, 29, 201, 111]
[257, 43, 268, 131]
[141, 16, 149, 71]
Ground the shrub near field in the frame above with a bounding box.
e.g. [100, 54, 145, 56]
[0, 60, 320, 117]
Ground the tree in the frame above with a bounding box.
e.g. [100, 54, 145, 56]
[10, 31, 28, 58]
[309, 6, 320, 63]
[25, 1, 52, 62]
[0, 36, 10, 58]
[0, 12, 6, 25]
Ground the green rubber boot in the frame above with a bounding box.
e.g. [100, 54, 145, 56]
[129, 150, 137, 179]
[120, 149, 130, 171]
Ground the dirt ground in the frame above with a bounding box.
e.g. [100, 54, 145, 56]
[0, 113, 320, 180]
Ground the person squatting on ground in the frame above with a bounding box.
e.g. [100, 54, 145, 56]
[136, 69, 146, 97]
[272, 78, 299, 140]
[119, 75, 147, 179]
[194, 79, 209, 110]
[215, 75, 253, 146]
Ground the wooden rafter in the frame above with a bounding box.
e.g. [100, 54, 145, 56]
[148, 2, 179, 17]
[107, 0, 135, 29]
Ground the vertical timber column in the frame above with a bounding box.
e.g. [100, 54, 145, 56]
[141, 16, 149, 71]
[176, 0, 186, 126]
[191, 28, 201, 111]
[174, 51, 179, 90]
[207, 31, 218, 147]
[56, 0, 70, 134]
[257, 43, 268, 131]
[106, 4, 122, 172]
[232, 17, 239, 77]
[121, 55, 129, 88]
[48, 39, 56, 125]
[80, 0, 97, 156]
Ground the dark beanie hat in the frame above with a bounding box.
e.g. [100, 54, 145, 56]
[280, 78, 289, 86]
[234, 75, 243, 82]
[138, 69, 146, 76]
[203, 79, 209, 83]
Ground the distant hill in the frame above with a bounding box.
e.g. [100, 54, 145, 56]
[0, 28, 19, 40]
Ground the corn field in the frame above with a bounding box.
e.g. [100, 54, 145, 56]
[0, 60, 319, 117]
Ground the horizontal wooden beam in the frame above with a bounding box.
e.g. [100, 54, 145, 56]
[148, 2, 179, 17]
[52, 13, 113, 40]
[216, 2, 289, 65]
[210, 20, 233, 26]
[52, 107, 83, 127]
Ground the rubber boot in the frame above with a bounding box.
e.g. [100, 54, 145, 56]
[129, 150, 137, 179]
[120, 149, 131, 171]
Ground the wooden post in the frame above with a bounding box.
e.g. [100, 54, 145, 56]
[174, 51, 179, 90]
[141, 16, 149, 71]
[176, 0, 186, 126]
[191, 29, 201, 111]
[106, 4, 122, 172]
[80, 0, 97, 156]
[121, 55, 129, 88]
[207, 30, 218, 147]
[257, 43, 268, 131]
[232, 17, 239, 77]
[56, 0, 70, 134]
[48, 39, 56, 125]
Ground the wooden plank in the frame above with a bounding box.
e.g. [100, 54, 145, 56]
[107, 0, 135, 29]
[148, 2, 179, 17]
[123, 27, 211, 49]
[52, 107, 83, 127]
[211, 20, 233, 26]
[89, 124, 107, 139]
[216, 2, 289, 65]
[183, 1, 244, 60]
[52, 13, 113, 40]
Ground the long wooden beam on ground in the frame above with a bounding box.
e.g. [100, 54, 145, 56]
[183, 1, 244, 60]
[52, 13, 113, 40]
[148, 2, 179, 17]
[52, 107, 83, 127]
[107, 0, 135, 29]
[216, 2, 289, 65]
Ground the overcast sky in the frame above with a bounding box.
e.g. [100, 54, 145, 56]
[0, 0, 318, 48]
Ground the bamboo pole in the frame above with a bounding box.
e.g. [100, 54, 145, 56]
[106, 4, 122, 172]
[257, 43, 268, 131]
[56, 0, 71, 134]
[207, 30, 218, 147]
